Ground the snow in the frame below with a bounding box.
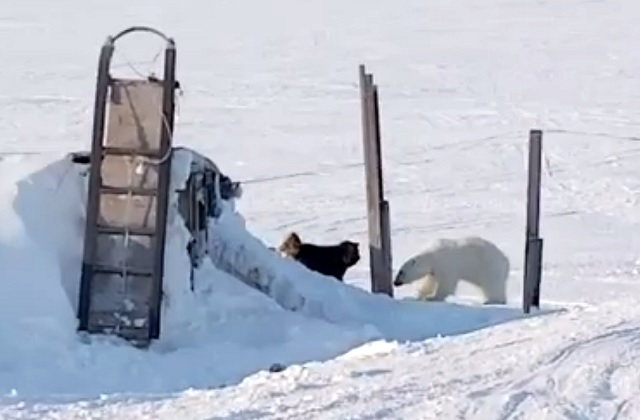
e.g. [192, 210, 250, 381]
[1, 0, 640, 418]
[0, 150, 524, 400]
[209, 201, 528, 341]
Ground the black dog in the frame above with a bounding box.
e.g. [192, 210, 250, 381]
[278, 232, 360, 281]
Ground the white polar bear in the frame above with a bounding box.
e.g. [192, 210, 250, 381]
[393, 236, 510, 304]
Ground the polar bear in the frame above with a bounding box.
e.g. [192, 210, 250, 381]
[393, 236, 510, 304]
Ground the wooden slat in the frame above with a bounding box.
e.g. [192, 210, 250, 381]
[94, 234, 154, 275]
[101, 186, 158, 196]
[78, 41, 114, 332]
[88, 311, 149, 329]
[523, 129, 544, 313]
[87, 311, 150, 344]
[88, 271, 152, 313]
[99, 194, 157, 231]
[97, 224, 156, 236]
[358, 64, 393, 297]
[105, 80, 164, 152]
[101, 154, 159, 190]
[103, 147, 161, 158]
[148, 43, 176, 340]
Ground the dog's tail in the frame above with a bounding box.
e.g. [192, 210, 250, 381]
[278, 232, 302, 257]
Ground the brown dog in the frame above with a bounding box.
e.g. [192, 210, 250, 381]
[278, 232, 360, 281]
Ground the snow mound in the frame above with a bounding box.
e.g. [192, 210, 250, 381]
[208, 203, 526, 341]
[0, 155, 79, 370]
[0, 151, 528, 399]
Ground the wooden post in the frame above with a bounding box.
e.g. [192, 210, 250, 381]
[530, 237, 543, 308]
[148, 38, 176, 340]
[379, 199, 393, 294]
[523, 129, 543, 313]
[78, 39, 114, 332]
[359, 64, 393, 297]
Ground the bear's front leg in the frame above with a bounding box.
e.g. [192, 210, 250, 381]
[428, 270, 457, 302]
[417, 274, 444, 301]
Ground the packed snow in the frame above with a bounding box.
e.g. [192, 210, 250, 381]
[2, 0, 640, 418]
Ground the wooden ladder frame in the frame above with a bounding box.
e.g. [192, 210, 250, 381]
[77, 26, 177, 345]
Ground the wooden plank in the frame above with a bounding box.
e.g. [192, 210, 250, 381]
[365, 86, 383, 281]
[523, 129, 543, 313]
[526, 130, 542, 239]
[98, 194, 157, 230]
[78, 41, 114, 332]
[371, 87, 393, 296]
[94, 234, 154, 273]
[88, 271, 152, 317]
[105, 80, 164, 152]
[367, 86, 390, 295]
[359, 65, 374, 201]
[379, 199, 393, 296]
[101, 155, 159, 190]
[149, 42, 177, 339]
[359, 65, 393, 297]
[87, 311, 150, 343]
[370, 86, 384, 200]
[530, 237, 544, 308]
[359, 66, 380, 294]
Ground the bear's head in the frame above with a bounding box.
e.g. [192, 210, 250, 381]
[339, 240, 360, 268]
[393, 256, 433, 287]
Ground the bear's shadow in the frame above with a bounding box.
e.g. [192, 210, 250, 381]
[373, 296, 566, 342]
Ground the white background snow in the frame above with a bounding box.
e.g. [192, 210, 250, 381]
[2, 0, 640, 418]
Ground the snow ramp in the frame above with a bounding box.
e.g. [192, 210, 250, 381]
[0, 150, 531, 397]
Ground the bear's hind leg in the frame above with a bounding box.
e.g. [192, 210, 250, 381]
[430, 276, 457, 301]
[479, 275, 507, 305]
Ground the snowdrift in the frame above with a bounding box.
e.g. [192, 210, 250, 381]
[208, 209, 523, 339]
[0, 151, 525, 398]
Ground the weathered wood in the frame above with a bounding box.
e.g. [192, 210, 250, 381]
[370, 87, 384, 196]
[94, 234, 154, 273]
[78, 28, 177, 346]
[379, 199, 393, 296]
[523, 129, 543, 313]
[85, 82, 160, 342]
[149, 41, 176, 339]
[101, 155, 159, 189]
[99, 195, 157, 230]
[531, 237, 544, 308]
[358, 64, 393, 297]
[91, 80, 165, 336]
[78, 40, 114, 332]
[105, 80, 164, 153]
[88, 272, 153, 314]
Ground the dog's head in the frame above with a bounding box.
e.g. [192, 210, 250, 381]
[340, 240, 360, 267]
[278, 232, 302, 257]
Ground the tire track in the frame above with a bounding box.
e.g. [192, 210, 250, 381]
[466, 325, 640, 420]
